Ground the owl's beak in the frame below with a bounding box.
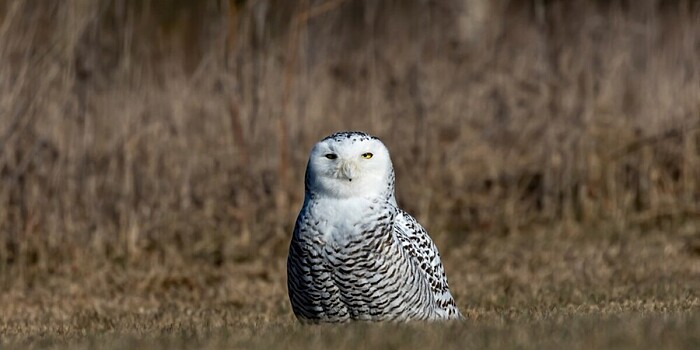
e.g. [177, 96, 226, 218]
[339, 160, 358, 182]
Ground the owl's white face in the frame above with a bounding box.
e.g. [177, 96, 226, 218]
[305, 132, 394, 200]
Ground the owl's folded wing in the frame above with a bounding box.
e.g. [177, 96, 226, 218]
[393, 209, 464, 319]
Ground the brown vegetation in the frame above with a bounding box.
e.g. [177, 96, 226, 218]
[0, 0, 698, 347]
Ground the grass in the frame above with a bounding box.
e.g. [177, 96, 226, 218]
[2, 221, 698, 348]
[0, 0, 699, 348]
[7, 314, 700, 350]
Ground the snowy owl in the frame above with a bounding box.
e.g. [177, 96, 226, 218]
[287, 131, 463, 323]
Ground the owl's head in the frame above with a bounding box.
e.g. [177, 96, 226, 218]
[304, 131, 395, 202]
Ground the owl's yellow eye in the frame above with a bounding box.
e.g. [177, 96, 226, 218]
[325, 153, 338, 160]
[361, 152, 373, 159]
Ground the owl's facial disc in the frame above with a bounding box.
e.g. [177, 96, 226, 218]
[306, 132, 393, 199]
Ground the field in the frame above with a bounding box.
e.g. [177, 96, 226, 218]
[0, 0, 699, 348]
[2, 222, 699, 349]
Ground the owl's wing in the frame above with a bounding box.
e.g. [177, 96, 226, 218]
[393, 209, 464, 319]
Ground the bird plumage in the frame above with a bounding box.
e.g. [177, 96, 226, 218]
[287, 131, 462, 322]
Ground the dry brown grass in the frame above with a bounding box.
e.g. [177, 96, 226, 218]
[1, 222, 698, 348]
[0, 0, 699, 348]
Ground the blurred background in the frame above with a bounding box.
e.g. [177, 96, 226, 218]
[0, 0, 699, 334]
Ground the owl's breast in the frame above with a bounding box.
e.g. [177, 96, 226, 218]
[305, 197, 388, 246]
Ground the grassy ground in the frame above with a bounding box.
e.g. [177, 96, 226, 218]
[2, 221, 698, 349]
[7, 314, 700, 350]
